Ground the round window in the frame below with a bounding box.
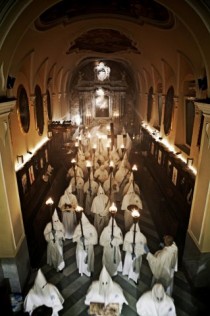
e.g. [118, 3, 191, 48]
[17, 85, 30, 133]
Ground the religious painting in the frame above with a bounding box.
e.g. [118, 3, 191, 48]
[21, 173, 28, 194]
[172, 167, 178, 185]
[95, 88, 110, 118]
[158, 150, 162, 165]
[45, 148, 49, 163]
[28, 165, 35, 185]
[151, 142, 154, 155]
[40, 157, 44, 169]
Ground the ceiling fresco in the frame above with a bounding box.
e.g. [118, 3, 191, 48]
[34, 0, 175, 31]
[66, 29, 140, 54]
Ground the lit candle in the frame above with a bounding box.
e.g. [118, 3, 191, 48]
[46, 197, 54, 205]
[132, 164, 138, 171]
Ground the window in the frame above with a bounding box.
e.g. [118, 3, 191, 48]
[35, 85, 44, 135]
[185, 99, 195, 146]
[163, 86, 174, 135]
[147, 87, 153, 122]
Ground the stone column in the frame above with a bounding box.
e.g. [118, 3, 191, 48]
[0, 100, 30, 292]
[183, 101, 210, 288]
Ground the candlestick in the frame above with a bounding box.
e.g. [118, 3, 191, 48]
[75, 206, 85, 250]
[132, 164, 138, 186]
[71, 158, 77, 194]
[86, 160, 92, 194]
[109, 202, 118, 262]
[130, 206, 140, 260]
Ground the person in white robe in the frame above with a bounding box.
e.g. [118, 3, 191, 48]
[83, 171, 99, 216]
[122, 223, 147, 284]
[91, 185, 110, 236]
[24, 268, 64, 316]
[136, 283, 176, 316]
[58, 185, 78, 239]
[146, 235, 178, 296]
[66, 164, 84, 180]
[69, 175, 84, 207]
[85, 265, 128, 314]
[121, 182, 143, 231]
[109, 145, 121, 167]
[114, 163, 130, 202]
[73, 212, 98, 277]
[43, 209, 65, 272]
[77, 154, 88, 180]
[100, 217, 123, 276]
[123, 171, 140, 196]
[103, 173, 119, 204]
[94, 164, 109, 184]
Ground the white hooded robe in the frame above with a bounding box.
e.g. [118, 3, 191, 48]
[24, 269, 64, 316]
[136, 283, 176, 316]
[44, 209, 65, 272]
[91, 185, 110, 236]
[85, 265, 128, 313]
[122, 223, 147, 283]
[73, 213, 98, 277]
[99, 217, 123, 276]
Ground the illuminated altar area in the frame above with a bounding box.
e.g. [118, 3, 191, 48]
[68, 60, 139, 134]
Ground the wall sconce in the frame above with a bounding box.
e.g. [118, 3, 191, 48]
[47, 131, 53, 139]
[187, 158, 194, 167]
[17, 155, 24, 164]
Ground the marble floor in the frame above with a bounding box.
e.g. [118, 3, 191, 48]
[24, 192, 208, 316]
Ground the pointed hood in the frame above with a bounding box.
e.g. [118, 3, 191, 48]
[34, 269, 47, 292]
[151, 283, 166, 302]
[97, 184, 105, 195]
[52, 209, 59, 222]
[127, 181, 134, 194]
[99, 265, 113, 306]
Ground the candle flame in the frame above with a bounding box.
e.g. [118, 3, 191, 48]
[46, 197, 54, 205]
[75, 205, 84, 212]
[131, 209, 140, 218]
[132, 164, 138, 171]
[109, 202, 117, 213]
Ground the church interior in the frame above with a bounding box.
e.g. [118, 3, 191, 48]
[0, 1, 210, 315]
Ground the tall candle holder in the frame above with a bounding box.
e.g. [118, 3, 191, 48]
[128, 205, 140, 260]
[71, 158, 77, 194]
[106, 142, 110, 161]
[121, 144, 125, 158]
[75, 205, 85, 250]
[109, 202, 118, 263]
[46, 197, 54, 215]
[75, 141, 79, 160]
[132, 164, 138, 187]
[86, 160, 92, 195]
[109, 160, 114, 196]
[92, 144, 97, 172]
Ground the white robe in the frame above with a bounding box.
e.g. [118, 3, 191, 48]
[94, 166, 109, 184]
[121, 191, 142, 231]
[100, 218, 123, 276]
[73, 213, 98, 277]
[83, 179, 99, 215]
[44, 221, 65, 272]
[69, 176, 84, 207]
[85, 265, 128, 313]
[58, 190, 78, 239]
[136, 285, 176, 316]
[24, 269, 64, 316]
[122, 224, 147, 283]
[146, 243, 178, 295]
[91, 190, 110, 236]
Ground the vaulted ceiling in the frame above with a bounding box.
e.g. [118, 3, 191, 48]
[1, 0, 210, 97]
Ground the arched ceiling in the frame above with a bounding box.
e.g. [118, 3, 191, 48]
[0, 0, 210, 97]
